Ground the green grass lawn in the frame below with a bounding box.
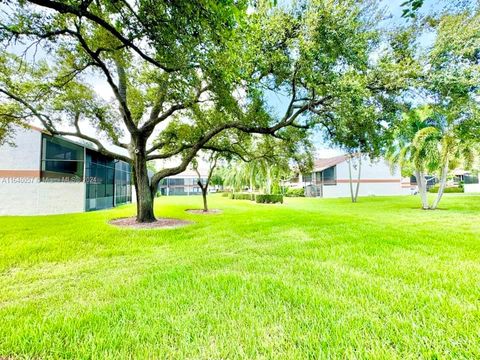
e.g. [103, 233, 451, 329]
[1, 194, 479, 359]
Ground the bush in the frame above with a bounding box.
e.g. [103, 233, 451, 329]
[231, 193, 255, 201]
[221, 192, 230, 197]
[428, 185, 464, 193]
[255, 194, 284, 204]
[285, 188, 305, 197]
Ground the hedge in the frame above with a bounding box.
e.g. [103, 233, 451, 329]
[255, 194, 283, 204]
[230, 193, 255, 200]
[428, 186, 464, 193]
[285, 188, 305, 197]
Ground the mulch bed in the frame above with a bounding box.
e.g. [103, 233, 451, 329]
[109, 217, 192, 229]
[185, 209, 223, 215]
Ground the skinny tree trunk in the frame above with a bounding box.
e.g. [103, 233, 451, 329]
[431, 159, 449, 210]
[415, 170, 429, 210]
[354, 156, 362, 203]
[202, 188, 208, 212]
[348, 157, 355, 203]
[265, 166, 272, 195]
[193, 153, 217, 212]
[198, 181, 209, 212]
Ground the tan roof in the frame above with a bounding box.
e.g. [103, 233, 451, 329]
[312, 154, 347, 172]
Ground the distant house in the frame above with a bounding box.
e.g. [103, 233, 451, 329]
[290, 154, 413, 198]
[0, 126, 132, 215]
[157, 169, 220, 196]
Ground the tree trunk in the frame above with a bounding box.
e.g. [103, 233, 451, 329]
[348, 157, 355, 203]
[354, 156, 362, 203]
[265, 166, 272, 195]
[431, 159, 449, 210]
[197, 180, 209, 212]
[202, 187, 208, 212]
[415, 170, 429, 210]
[132, 139, 156, 223]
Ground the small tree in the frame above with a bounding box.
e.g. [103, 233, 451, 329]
[191, 152, 220, 212]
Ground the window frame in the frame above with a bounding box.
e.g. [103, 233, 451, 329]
[40, 135, 85, 181]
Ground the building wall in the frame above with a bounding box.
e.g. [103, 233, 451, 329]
[0, 127, 42, 175]
[322, 157, 412, 198]
[0, 182, 85, 215]
[465, 183, 480, 193]
[0, 127, 86, 215]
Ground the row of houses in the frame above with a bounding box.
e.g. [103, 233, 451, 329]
[288, 155, 413, 198]
[0, 126, 478, 215]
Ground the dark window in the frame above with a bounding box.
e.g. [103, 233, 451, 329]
[322, 166, 336, 185]
[465, 175, 479, 184]
[302, 174, 312, 183]
[85, 150, 115, 210]
[169, 178, 185, 186]
[41, 135, 84, 180]
[314, 172, 322, 184]
[114, 160, 132, 206]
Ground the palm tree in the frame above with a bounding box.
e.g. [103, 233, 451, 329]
[222, 157, 290, 195]
[413, 124, 475, 209]
[387, 108, 436, 209]
[388, 107, 477, 209]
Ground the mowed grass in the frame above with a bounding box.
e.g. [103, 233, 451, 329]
[0, 194, 479, 359]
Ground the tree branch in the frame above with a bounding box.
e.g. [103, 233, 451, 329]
[27, 0, 179, 72]
[0, 88, 56, 132]
[141, 85, 210, 135]
[54, 129, 131, 163]
[69, 25, 138, 134]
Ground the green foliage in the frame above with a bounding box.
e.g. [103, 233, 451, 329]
[210, 173, 224, 186]
[230, 193, 255, 201]
[401, 0, 424, 18]
[285, 188, 305, 197]
[428, 185, 464, 193]
[255, 194, 283, 204]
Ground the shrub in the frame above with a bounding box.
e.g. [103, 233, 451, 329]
[255, 194, 283, 204]
[428, 185, 464, 193]
[221, 192, 230, 197]
[285, 188, 305, 197]
[231, 193, 255, 200]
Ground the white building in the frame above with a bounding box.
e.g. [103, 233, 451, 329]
[157, 168, 221, 196]
[296, 154, 413, 198]
[0, 126, 132, 215]
[464, 174, 480, 193]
